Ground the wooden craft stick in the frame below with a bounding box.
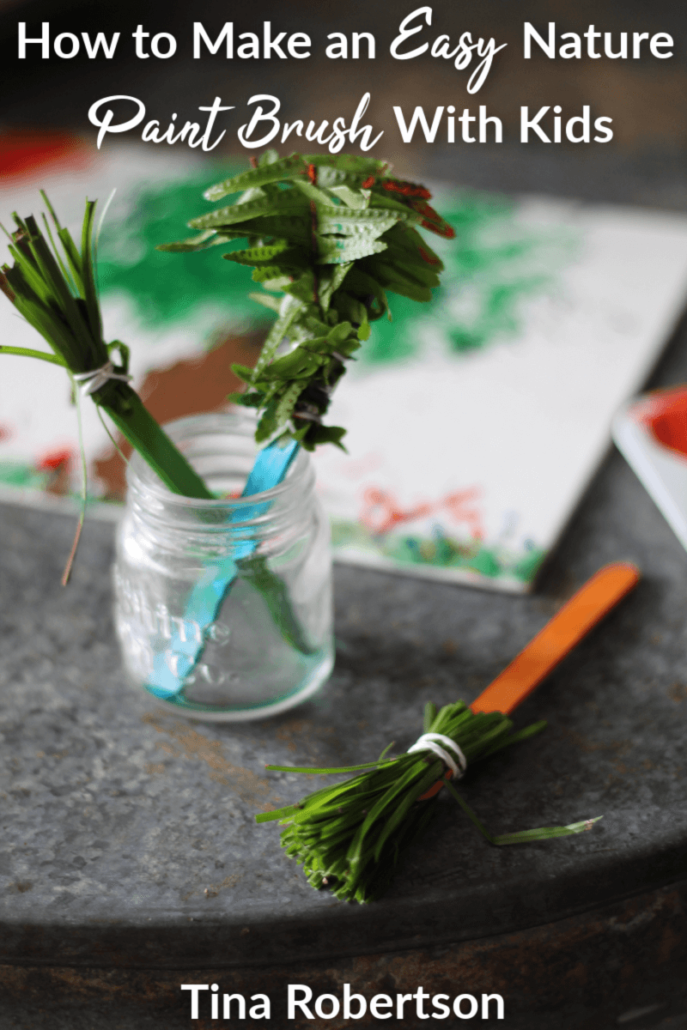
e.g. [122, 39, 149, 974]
[471, 562, 640, 716]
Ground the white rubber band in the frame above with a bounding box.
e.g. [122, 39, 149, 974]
[407, 732, 467, 779]
[73, 361, 133, 396]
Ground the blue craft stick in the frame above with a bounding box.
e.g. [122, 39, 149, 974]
[146, 437, 300, 699]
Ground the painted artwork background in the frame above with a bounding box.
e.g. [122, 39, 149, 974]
[3, 140, 687, 590]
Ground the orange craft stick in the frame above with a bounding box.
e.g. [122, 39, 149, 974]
[470, 562, 640, 716]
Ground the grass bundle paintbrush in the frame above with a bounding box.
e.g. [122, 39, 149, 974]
[257, 699, 597, 904]
[0, 192, 314, 662]
[0, 196, 212, 502]
[0, 194, 215, 584]
[257, 565, 639, 903]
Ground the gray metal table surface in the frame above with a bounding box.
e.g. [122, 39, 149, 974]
[1, 315, 687, 1029]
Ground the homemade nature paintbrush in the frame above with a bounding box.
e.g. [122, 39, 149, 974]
[257, 562, 639, 903]
[162, 149, 454, 451]
[150, 151, 455, 697]
[0, 195, 211, 501]
[0, 194, 214, 584]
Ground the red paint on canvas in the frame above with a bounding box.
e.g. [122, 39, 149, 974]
[360, 485, 484, 538]
[37, 447, 73, 472]
[638, 386, 687, 459]
[0, 131, 91, 182]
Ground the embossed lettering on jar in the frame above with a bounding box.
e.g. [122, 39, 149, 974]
[113, 412, 333, 721]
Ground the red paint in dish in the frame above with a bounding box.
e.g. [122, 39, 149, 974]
[637, 386, 687, 459]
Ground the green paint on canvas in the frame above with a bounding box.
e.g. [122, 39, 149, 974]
[97, 169, 271, 330]
[513, 546, 546, 582]
[331, 519, 546, 584]
[0, 461, 48, 490]
[97, 176, 575, 361]
[361, 190, 577, 366]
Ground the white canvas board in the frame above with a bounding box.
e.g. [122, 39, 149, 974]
[311, 199, 687, 590]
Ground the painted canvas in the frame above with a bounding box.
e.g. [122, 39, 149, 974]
[2, 135, 687, 591]
[312, 196, 687, 590]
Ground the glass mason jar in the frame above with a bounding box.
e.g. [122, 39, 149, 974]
[113, 412, 334, 721]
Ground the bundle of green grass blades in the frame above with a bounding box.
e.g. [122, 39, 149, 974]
[0, 195, 212, 502]
[257, 699, 600, 904]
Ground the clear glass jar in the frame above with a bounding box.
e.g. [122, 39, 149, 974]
[113, 412, 334, 721]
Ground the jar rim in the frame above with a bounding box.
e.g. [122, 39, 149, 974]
[126, 410, 309, 513]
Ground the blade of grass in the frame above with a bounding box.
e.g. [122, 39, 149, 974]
[0, 344, 66, 366]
